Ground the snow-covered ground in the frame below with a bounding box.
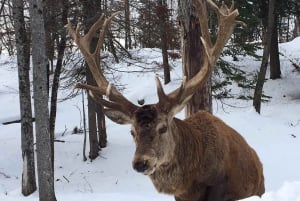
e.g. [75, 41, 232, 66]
[0, 38, 300, 201]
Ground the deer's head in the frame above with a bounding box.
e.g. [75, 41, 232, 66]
[66, 0, 241, 175]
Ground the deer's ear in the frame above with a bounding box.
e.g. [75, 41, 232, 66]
[104, 109, 132, 124]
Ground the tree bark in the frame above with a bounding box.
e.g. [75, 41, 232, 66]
[82, 90, 88, 161]
[157, 0, 171, 84]
[96, 99, 107, 148]
[253, 0, 275, 114]
[82, 0, 108, 156]
[49, 0, 68, 167]
[12, 0, 37, 196]
[124, 0, 132, 49]
[178, 0, 212, 116]
[29, 0, 57, 200]
[293, 16, 300, 38]
[81, 0, 101, 160]
[43, 0, 56, 73]
[270, 19, 281, 79]
[86, 66, 100, 159]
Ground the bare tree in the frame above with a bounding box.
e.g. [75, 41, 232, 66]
[270, 18, 281, 79]
[49, 0, 69, 167]
[124, 0, 132, 49]
[293, 16, 300, 37]
[29, 0, 57, 200]
[253, 0, 275, 114]
[12, 0, 36, 196]
[80, 0, 104, 160]
[0, 0, 15, 55]
[157, 0, 171, 84]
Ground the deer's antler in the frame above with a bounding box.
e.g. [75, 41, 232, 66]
[156, 0, 242, 115]
[66, 12, 138, 118]
[67, 0, 241, 123]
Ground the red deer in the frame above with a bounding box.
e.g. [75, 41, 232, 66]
[66, 0, 265, 200]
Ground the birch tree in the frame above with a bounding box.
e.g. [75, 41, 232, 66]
[12, 0, 37, 196]
[29, 0, 57, 200]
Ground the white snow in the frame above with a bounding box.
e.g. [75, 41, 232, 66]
[0, 38, 300, 201]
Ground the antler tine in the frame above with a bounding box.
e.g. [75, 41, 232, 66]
[65, 19, 78, 44]
[88, 90, 133, 124]
[96, 11, 122, 56]
[155, 76, 168, 103]
[75, 82, 107, 95]
[200, 37, 214, 67]
[206, 0, 220, 15]
[92, 12, 122, 68]
[85, 14, 105, 49]
[88, 91, 128, 114]
[66, 15, 107, 86]
[213, 8, 239, 61]
[67, 12, 139, 117]
[192, 0, 213, 49]
[161, 0, 240, 115]
[229, 0, 235, 12]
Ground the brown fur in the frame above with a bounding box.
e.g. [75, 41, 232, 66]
[144, 110, 265, 201]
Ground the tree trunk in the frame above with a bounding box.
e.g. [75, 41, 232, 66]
[12, 0, 37, 196]
[293, 16, 300, 38]
[82, 90, 88, 161]
[178, 0, 212, 116]
[96, 99, 107, 148]
[81, 0, 101, 160]
[29, 0, 57, 200]
[124, 0, 132, 49]
[86, 66, 100, 160]
[157, 0, 171, 84]
[43, 0, 55, 73]
[49, 0, 68, 167]
[253, 0, 275, 114]
[270, 19, 281, 79]
[108, 31, 119, 63]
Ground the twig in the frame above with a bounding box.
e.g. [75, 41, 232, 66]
[2, 117, 35, 125]
[289, 120, 300, 127]
[73, 104, 83, 129]
[54, 140, 65, 143]
[63, 175, 70, 183]
[98, 154, 108, 160]
[83, 176, 93, 193]
[0, 0, 7, 16]
[0, 171, 11, 178]
[81, 89, 87, 161]
[279, 51, 300, 69]
[61, 126, 68, 136]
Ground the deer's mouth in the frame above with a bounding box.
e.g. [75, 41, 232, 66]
[143, 166, 156, 175]
[132, 158, 157, 175]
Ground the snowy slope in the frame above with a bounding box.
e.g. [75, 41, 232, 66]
[0, 38, 300, 201]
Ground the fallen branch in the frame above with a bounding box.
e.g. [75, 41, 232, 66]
[63, 175, 70, 183]
[54, 140, 65, 143]
[0, 171, 11, 178]
[279, 52, 300, 69]
[2, 117, 35, 125]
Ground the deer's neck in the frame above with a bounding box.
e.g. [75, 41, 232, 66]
[149, 118, 199, 194]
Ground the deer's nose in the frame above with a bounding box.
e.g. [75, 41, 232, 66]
[133, 160, 149, 173]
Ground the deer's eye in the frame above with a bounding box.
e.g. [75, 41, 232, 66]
[158, 125, 167, 135]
